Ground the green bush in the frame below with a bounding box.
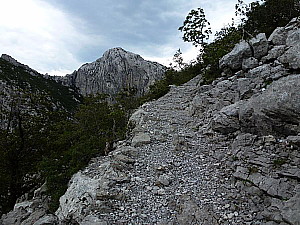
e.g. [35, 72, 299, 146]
[39, 95, 128, 212]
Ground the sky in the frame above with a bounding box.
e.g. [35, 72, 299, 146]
[0, 0, 253, 76]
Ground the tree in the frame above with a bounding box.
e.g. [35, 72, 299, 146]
[170, 49, 187, 70]
[39, 94, 128, 212]
[0, 91, 64, 215]
[240, 0, 300, 36]
[178, 8, 212, 47]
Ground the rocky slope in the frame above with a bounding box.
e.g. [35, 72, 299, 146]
[0, 54, 81, 130]
[2, 18, 300, 225]
[56, 47, 166, 97]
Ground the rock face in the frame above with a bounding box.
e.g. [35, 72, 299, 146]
[0, 55, 81, 130]
[2, 18, 300, 225]
[219, 40, 252, 71]
[239, 75, 300, 136]
[57, 47, 166, 97]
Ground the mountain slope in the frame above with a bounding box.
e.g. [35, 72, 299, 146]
[2, 18, 300, 225]
[54, 18, 300, 225]
[56, 47, 166, 97]
[0, 54, 81, 122]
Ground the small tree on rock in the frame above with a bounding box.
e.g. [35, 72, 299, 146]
[178, 7, 212, 48]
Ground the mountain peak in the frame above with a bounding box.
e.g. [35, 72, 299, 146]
[60, 48, 166, 97]
[101, 47, 142, 61]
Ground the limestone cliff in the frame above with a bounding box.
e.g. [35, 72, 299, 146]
[56, 47, 166, 97]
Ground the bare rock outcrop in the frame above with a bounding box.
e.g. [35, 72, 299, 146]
[204, 17, 300, 225]
[56, 47, 166, 97]
[239, 74, 300, 136]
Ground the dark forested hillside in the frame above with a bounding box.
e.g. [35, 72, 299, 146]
[0, 55, 83, 214]
[0, 54, 138, 214]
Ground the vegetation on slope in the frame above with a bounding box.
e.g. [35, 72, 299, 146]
[145, 0, 299, 100]
[0, 58, 82, 111]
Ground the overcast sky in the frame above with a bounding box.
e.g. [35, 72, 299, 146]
[0, 0, 253, 76]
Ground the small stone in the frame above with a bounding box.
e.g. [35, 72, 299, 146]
[227, 213, 235, 219]
[141, 214, 147, 218]
[146, 186, 152, 191]
[157, 174, 171, 186]
[152, 186, 160, 194]
[263, 135, 276, 144]
[157, 189, 166, 195]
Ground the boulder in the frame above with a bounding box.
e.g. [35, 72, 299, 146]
[55, 172, 101, 222]
[231, 133, 257, 155]
[239, 74, 300, 136]
[246, 64, 273, 79]
[268, 27, 288, 45]
[245, 63, 288, 83]
[131, 132, 151, 147]
[219, 40, 252, 71]
[33, 214, 58, 225]
[80, 215, 108, 225]
[281, 193, 300, 225]
[261, 45, 286, 63]
[237, 78, 255, 99]
[242, 57, 259, 71]
[0, 183, 50, 225]
[129, 108, 147, 127]
[278, 44, 300, 70]
[286, 135, 300, 146]
[211, 102, 241, 134]
[249, 33, 269, 59]
[176, 195, 218, 225]
[286, 28, 300, 47]
[55, 145, 137, 223]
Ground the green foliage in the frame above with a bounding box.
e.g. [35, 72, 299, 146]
[170, 49, 186, 70]
[264, 79, 273, 87]
[116, 87, 141, 117]
[39, 94, 127, 212]
[1, 0, 299, 215]
[243, 0, 300, 36]
[0, 93, 68, 214]
[140, 62, 204, 103]
[201, 25, 243, 83]
[178, 7, 212, 47]
[248, 166, 259, 174]
[141, 78, 170, 102]
[0, 58, 81, 111]
[176, 0, 300, 85]
[0, 59, 130, 214]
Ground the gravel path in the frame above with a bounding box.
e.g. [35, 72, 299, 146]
[90, 76, 257, 225]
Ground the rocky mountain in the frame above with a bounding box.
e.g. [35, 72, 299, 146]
[0, 54, 81, 130]
[56, 47, 166, 97]
[1, 18, 300, 225]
